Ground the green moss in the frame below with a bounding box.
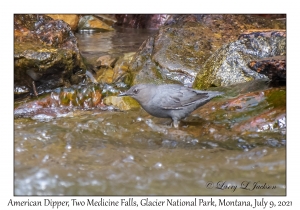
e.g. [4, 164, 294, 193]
[266, 88, 286, 108]
[122, 96, 140, 108]
[103, 96, 140, 111]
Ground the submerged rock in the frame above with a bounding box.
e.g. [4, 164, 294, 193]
[233, 108, 286, 133]
[14, 84, 103, 118]
[14, 82, 130, 118]
[191, 85, 286, 135]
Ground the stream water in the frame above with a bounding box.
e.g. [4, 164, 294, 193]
[14, 28, 286, 195]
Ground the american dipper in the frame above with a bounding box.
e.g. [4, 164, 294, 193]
[119, 84, 223, 128]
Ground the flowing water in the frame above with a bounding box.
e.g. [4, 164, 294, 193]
[14, 28, 286, 195]
[76, 27, 158, 59]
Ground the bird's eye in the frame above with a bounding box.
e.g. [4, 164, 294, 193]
[133, 88, 139, 94]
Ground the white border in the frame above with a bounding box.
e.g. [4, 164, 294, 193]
[2, 0, 298, 209]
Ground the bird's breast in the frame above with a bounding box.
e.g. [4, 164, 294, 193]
[141, 104, 171, 118]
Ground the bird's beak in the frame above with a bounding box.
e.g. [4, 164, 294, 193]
[118, 92, 128, 96]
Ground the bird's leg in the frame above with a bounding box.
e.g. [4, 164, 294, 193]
[172, 118, 179, 128]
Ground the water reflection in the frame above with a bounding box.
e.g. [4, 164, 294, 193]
[75, 28, 158, 58]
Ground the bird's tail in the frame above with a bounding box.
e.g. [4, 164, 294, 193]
[199, 90, 224, 98]
[209, 91, 224, 97]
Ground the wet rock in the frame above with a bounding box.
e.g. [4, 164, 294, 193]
[115, 14, 170, 29]
[95, 68, 115, 84]
[14, 14, 86, 98]
[78, 15, 114, 32]
[191, 85, 286, 135]
[233, 108, 286, 133]
[248, 55, 286, 85]
[90, 53, 135, 85]
[111, 52, 135, 84]
[103, 96, 140, 111]
[14, 84, 31, 100]
[94, 15, 117, 26]
[14, 82, 130, 118]
[193, 30, 286, 89]
[253, 14, 286, 19]
[223, 87, 285, 113]
[128, 14, 285, 87]
[96, 55, 118, 68]
[46, 14, 79, 31]
[238, 29, 286, 39]
[14, 84, 103, 118]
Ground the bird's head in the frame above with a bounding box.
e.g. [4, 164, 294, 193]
[119, 84, 156, 103]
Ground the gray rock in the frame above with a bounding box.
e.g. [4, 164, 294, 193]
[193, 34, 286, 89]
[119, 84, 223, 128]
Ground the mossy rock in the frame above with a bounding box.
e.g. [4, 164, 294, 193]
[128, 14, 286, 87]
[103, 96, 140, 111]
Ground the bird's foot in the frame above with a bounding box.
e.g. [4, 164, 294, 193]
[172, 119, 180, 128]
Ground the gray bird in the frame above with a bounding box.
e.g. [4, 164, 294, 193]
[119, 84, 223, 128]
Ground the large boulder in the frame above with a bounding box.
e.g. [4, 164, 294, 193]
[14, 14, 86, 99]
[127, 14, 286, 87]
[193, 30, 286, 89]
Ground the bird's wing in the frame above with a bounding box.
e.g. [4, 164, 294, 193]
[157, 86, 210, 110]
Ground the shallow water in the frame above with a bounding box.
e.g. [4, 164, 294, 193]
[75, 27, 158, 59]
[14, 108, 285, 195]
[14, 29, 286, 195]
